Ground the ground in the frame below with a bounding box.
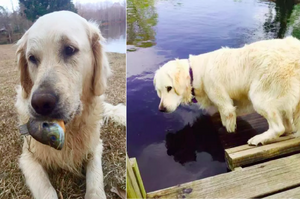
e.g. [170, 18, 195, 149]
[0, 44, 126, 199]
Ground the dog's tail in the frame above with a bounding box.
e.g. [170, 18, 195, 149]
[102, 102, 126, 126]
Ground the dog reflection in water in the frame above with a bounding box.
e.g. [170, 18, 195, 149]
[165, 114, 224, 164]
[165, 113, 263, 164]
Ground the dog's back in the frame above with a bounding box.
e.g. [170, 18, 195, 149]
[191, 37, 300, 100]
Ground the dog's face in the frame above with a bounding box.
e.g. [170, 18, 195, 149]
[17, 11, 110, 123]
[154, 60, 190, 113]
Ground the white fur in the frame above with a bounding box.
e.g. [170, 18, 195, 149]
[102, 101, 126, 126]
[15, 11, 125, 199]
[154, 37, 300, 146]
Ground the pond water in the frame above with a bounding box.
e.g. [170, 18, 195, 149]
[102, 23, 126, 53]
[127, 0, 300, 192]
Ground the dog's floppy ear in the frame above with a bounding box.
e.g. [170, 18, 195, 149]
[16, 32, 33, 99]
[169, 59, 190, 96]
[88, 21, 111, 96]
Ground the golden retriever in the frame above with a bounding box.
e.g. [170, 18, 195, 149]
[154, 37, 300, 146]
[15, 11, 126, 199]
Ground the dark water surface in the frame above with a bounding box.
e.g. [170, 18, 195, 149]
[127, 0, 300, 192]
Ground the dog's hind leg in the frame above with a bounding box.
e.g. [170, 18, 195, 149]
[292, 103, 300, 138]
[102, 101, 126, 126]
[247, 109, 285, 145]
[247, 93, 286, 145]
[85, 140, 106, 199]
[19, 149, 58, 199]
[283, 110, 295, 136]
[248, 77, 300, 145]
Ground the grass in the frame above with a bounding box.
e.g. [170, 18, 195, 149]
[0, 44, 126, 199]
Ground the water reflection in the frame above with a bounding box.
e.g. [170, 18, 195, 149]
[101, 23, 126, 53]
[165, 114, 225, 165]
[127, 0, 158, 49]
[137, 139, 227, 192]
[264, 0, 296, 38]
[288, 4, 300, 38]
[102, 23, 126, 40]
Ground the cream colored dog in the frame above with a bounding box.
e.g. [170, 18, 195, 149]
[154, 37, 300, 146]
[15, 11, 126, 199]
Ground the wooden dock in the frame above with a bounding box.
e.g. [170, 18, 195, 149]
[128, 112, 300, 199]
[127, 155, 147, 199]
[147, 153, 300, 198]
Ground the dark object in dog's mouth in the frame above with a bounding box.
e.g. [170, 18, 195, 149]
[19, 119, 65, 150]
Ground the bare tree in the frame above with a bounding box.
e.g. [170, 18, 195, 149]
[0, 6, 13, 43]
[76, 1, 126, 25]
[10, 0, 15, 12]
[0, 5, 32, 44]
[0, 0, 126, 44]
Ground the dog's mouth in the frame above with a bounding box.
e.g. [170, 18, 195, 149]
[29, 114, 68, 125]
[29, 104, 81, 126]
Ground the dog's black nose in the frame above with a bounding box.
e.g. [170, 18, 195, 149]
[31, 91, 58, 116]
[159, 106, 167, 112]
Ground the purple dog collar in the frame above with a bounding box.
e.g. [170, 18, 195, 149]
[189, 59, 197, 103]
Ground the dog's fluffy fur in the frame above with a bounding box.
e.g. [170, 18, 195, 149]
[15, 11, 125, 199]
[154, 36, 300, 146]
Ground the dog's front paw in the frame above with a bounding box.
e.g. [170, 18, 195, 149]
[221, 112, 236, 133]
[85, 191, 106, 199]
[225, 123, 236, 133]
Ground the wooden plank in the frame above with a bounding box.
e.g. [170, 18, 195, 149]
[226, 135, 294, 154]
[129, 158, 147, 198]
[226, 136, 299, 170]
[126, 155, 143, 198]
[226, 143, 255, 153]
[147, 153, 300, 198]
[264, 186, 300, 199]
[127, 170, 138, 199]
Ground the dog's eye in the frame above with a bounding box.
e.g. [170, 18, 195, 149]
[64, 46, 77, 56]
[167, 86, 172, 92]
[29, 55, 37, 64]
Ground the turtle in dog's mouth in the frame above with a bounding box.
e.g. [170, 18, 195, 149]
[19, 119, 66, 150]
